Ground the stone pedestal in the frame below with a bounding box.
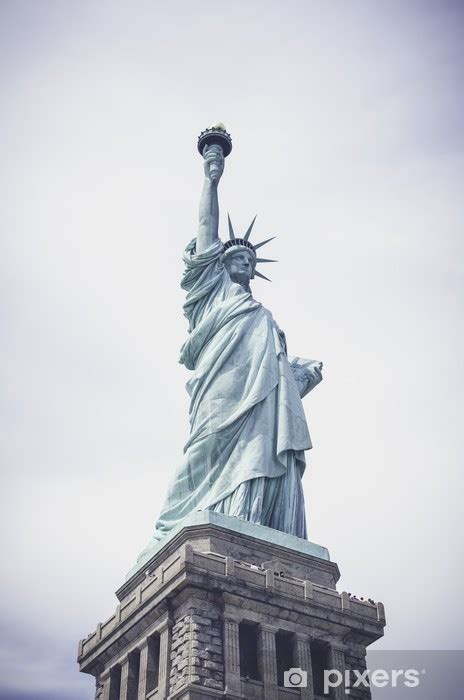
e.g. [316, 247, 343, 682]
[78, 512, 385, 699]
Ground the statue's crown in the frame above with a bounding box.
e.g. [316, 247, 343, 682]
[223, 215, 276, 282]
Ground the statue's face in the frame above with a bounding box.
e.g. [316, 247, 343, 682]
[224, 251, 255, 288]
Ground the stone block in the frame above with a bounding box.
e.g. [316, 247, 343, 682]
[192, 615, 212, 625]
[203, 660, 223, 672]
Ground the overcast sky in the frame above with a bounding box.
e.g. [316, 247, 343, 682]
[1, 1, 463, 698]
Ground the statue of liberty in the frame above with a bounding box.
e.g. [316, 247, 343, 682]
[140, 125, 323, 558]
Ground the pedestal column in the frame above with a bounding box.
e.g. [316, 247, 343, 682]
[100, 668, 120, 700]
[223, 618, 242, 697]
[100, 670, 111, 700]
[329, 644, 347, 700]
[258, 624, 278, 700]
[157, 620, 172, 699]
[137, 637, 158, 699]
[295, 633, 315, 700]
[119, 653, 140, 700]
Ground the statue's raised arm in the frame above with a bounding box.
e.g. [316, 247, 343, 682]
[196, 144, 224, 254]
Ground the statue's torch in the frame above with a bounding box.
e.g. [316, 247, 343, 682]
[197, 123, 232, 181]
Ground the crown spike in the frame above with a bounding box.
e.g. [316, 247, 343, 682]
[254, 236, 275, 250]
[244, 214, 257, 241]
[256, 257, 277, 263]
[254, 269, 271, 282]
[227, 214, 235, 240]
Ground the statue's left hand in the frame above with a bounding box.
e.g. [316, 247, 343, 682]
[289, 357, 323, 398]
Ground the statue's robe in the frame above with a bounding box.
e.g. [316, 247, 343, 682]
[148, 238, 321, 546]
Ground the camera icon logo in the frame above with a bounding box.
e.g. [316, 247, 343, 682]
[284, 668, 308, 688]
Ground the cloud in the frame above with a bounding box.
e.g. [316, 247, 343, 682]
[0, 631, 92, 698]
